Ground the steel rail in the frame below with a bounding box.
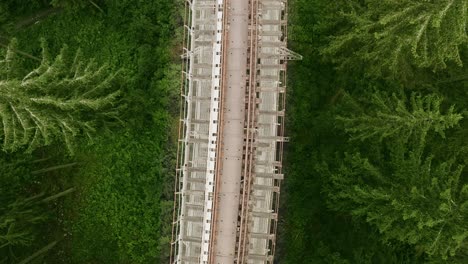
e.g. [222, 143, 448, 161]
[236, 0, 260, 262]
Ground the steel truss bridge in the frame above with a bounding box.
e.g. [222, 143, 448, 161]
[171, 0, 301, 263]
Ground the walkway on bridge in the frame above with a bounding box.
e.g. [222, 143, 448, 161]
[171, 0, 301, 263]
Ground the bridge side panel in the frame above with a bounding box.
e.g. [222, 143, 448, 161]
[172, 1, 222, 263]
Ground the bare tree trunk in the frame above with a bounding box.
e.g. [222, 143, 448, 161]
[41, 187, 75, 203]
[89, 0, 104, 13]
[31, 163, 78, 175]
[14, 7, 63, 30]
[31, 157, 51, 163]
[0, 42, 40, 61]
[437, 74, 468, 84]
[18, 240, 57, 264]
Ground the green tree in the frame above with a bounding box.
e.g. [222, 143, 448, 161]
[322, 0, 468, 78]
[337, 92, 463, 141]
[321, 139, 468, 262]
[0, 39, 122, 153]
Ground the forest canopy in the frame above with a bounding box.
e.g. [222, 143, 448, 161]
[281, 0, 467, 263]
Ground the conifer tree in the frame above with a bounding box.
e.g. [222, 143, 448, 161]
[0, 39, 121, 153]
[337, 92, 463, 141]
[328, 89, 467, 261]
[322, 0, 468, 78]
[321, 139, 468, 261]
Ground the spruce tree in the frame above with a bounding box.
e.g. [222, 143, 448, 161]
[337, 92, 463, 141]
[322, 0, 468, 78]
[321, 139, 467, 262]
[328, 89, 467, 261]
[0, 39, 121, 153]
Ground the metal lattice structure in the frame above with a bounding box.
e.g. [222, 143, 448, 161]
[237, 1, 300, 263]
[171, 0, 300, 263]
[171, 1, 224, 263]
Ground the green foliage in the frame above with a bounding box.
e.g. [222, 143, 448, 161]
[322, 0, 468, 79]
[0, 39, 122, 153]
[322, 138, 467, 261]
[0, 2, 12, 34]
[70, 127, 173, 263]
[0, 0, 179, 262]
[49, 0, 90, 10]
[337, 92, 463, 141]
[283, 0, 468, 263]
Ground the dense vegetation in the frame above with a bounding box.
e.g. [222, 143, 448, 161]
[280, 0, 467, 263]
[1, 0, 180, 263]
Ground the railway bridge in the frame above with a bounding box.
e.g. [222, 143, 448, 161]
[170, 0, 301, 263]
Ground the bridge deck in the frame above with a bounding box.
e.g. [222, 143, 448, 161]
[210, 0, 249, 263]
[171, 0, 299, 263]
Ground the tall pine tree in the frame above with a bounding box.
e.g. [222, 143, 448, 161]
[325, 89, 467, 262]
[322, 0, 468, 79]
[321, 139, 467, 262]
[0, 39, 122, 153]
[336, 91, 463, 141]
